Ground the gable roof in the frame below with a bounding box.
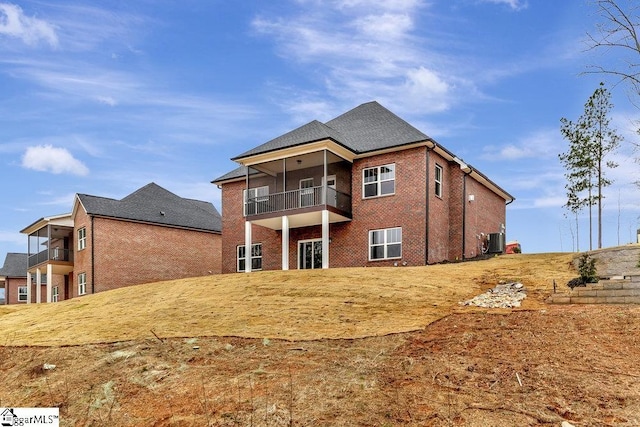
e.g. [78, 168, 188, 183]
[231, 101, 431, 161]
[0, 253, 28, 278]
[76, 183, 221, 233]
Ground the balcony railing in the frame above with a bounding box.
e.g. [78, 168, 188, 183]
[245, 186, 351, 217]
[28, 248, 73, 268]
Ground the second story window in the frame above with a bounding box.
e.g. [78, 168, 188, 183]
[243, 186, 269, 216]
[78, 227, 86, 251]
[363, 164, 395, 198]
[435, 164, 443, 198]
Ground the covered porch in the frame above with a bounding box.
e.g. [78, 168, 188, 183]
[242, 147, 353, 271]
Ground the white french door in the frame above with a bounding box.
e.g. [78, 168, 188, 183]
[298, 239, 322, 269]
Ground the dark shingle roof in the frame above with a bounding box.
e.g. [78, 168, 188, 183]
[211, 166, 260, 184]
[231, 101, 431, 161]
[77, 183, 221, 233]
[233, 120, 349, 160]
[0, 253, 28, 278]
[325, 101, 431, 153]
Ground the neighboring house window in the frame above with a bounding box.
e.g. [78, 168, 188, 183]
[435, 164, 443, 198]
[53, 286, 59, 303]
[363, 164, 395, 198]
[78, 272, 87, 295]
[78, 227, 87, 250]
[243, 186, 269, 216]
[237, 243, 263, 272]
[369, 227, 402, 260]
[18, 286, 28, 302]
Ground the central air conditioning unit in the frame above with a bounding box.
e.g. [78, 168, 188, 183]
[487, 232, 505, 254]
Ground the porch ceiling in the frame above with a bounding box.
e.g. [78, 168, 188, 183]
[250, 210, 351, 230]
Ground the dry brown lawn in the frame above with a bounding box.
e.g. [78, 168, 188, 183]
[8, 252, 638, 426]
[0, 253, 574, 346]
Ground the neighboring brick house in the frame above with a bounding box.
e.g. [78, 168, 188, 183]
[0, 252, 43, 304]
[212, 101, 514, 273]
[18, 183, 222, 304]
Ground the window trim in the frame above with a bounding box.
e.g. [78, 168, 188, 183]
[53, 286, 59, 303]
[362, 163, 396, 199]
[78, 272, 87, 296]
[368, 227, 402, 261]
[237, 243, 263, 272]
[78, 227, 87, 251]
[434, 164, 443, 198]
[18, 286, 28, 302]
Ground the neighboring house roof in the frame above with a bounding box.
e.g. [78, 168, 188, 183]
[76, 183, 222, 233]
[0, 253, 28, 278]
[231, 101, 432, 161]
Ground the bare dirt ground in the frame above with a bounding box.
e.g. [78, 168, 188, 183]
[1, 253, 640, 426]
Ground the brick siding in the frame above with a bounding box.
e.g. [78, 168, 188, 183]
[221, 146, 508, 272]
[73, 207, 221, 296]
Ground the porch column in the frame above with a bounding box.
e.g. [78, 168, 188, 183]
[244, 220, 252, 273]
[322, 209, 330, 269]
[282, 215, 290, 270]
[46, 263, 53, 303]
[35, 268, 41, 304]
[26, 271, 32, 304]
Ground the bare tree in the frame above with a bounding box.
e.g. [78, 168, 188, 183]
[587, 0, 640, 98]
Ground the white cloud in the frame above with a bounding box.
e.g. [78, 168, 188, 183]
[0, 3, 58, 47]
[22, 145, 89, 176]
[252, 1, 477, 114]
[482, 128, 561, 161]
[479, 0, 528, 10]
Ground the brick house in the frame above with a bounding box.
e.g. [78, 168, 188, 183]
[18, 183, 222, 304]
[0, 252, 39, 304]
[212, 101, 514, 273]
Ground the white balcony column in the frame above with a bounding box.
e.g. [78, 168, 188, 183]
[282, 215, 290, 270]
[26, 271, 32, 304]
[46, 263, 53, 303]
[322, 209, 330, 269]
[35, 268, 42, 304]
[244, 220, 252, 273]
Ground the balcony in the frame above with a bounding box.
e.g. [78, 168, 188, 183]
[242, 149, 353, 230]
[245, 186, 351, 217]
[28, 247, 73, 268]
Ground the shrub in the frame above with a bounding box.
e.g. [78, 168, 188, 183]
[567, 253, 598, 289]
[578, 253, 598, 283]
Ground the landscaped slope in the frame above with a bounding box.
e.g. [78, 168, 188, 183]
[0, 253, 575, 346]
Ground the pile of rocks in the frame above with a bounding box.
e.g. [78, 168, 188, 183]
[460, 282, 527, 308]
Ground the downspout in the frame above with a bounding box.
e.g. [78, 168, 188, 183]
[91, 215, 95, 294]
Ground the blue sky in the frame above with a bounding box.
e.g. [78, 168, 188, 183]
[1, 0, 639, 260]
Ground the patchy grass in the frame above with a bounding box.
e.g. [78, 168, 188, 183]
[0, 253, 574, 346]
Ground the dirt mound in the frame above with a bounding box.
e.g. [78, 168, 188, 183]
[2, 304, 640, 426]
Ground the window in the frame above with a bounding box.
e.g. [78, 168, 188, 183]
[53, 286, 59, 303]
[237, 243, 263, 272]
[78, 272, 87, 295]
[369, 227, 402, 260]
[435, 164, 443, 198]
[243, 186, 269, 216]
[78, 227, 86, 251]
[363, 164, 395, 198]
[18, 286, 28, 302]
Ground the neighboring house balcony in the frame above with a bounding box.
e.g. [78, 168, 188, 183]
[26, 224, 74, 271]
[243, 149, 353, 230]
[20, 214, 75, 303]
